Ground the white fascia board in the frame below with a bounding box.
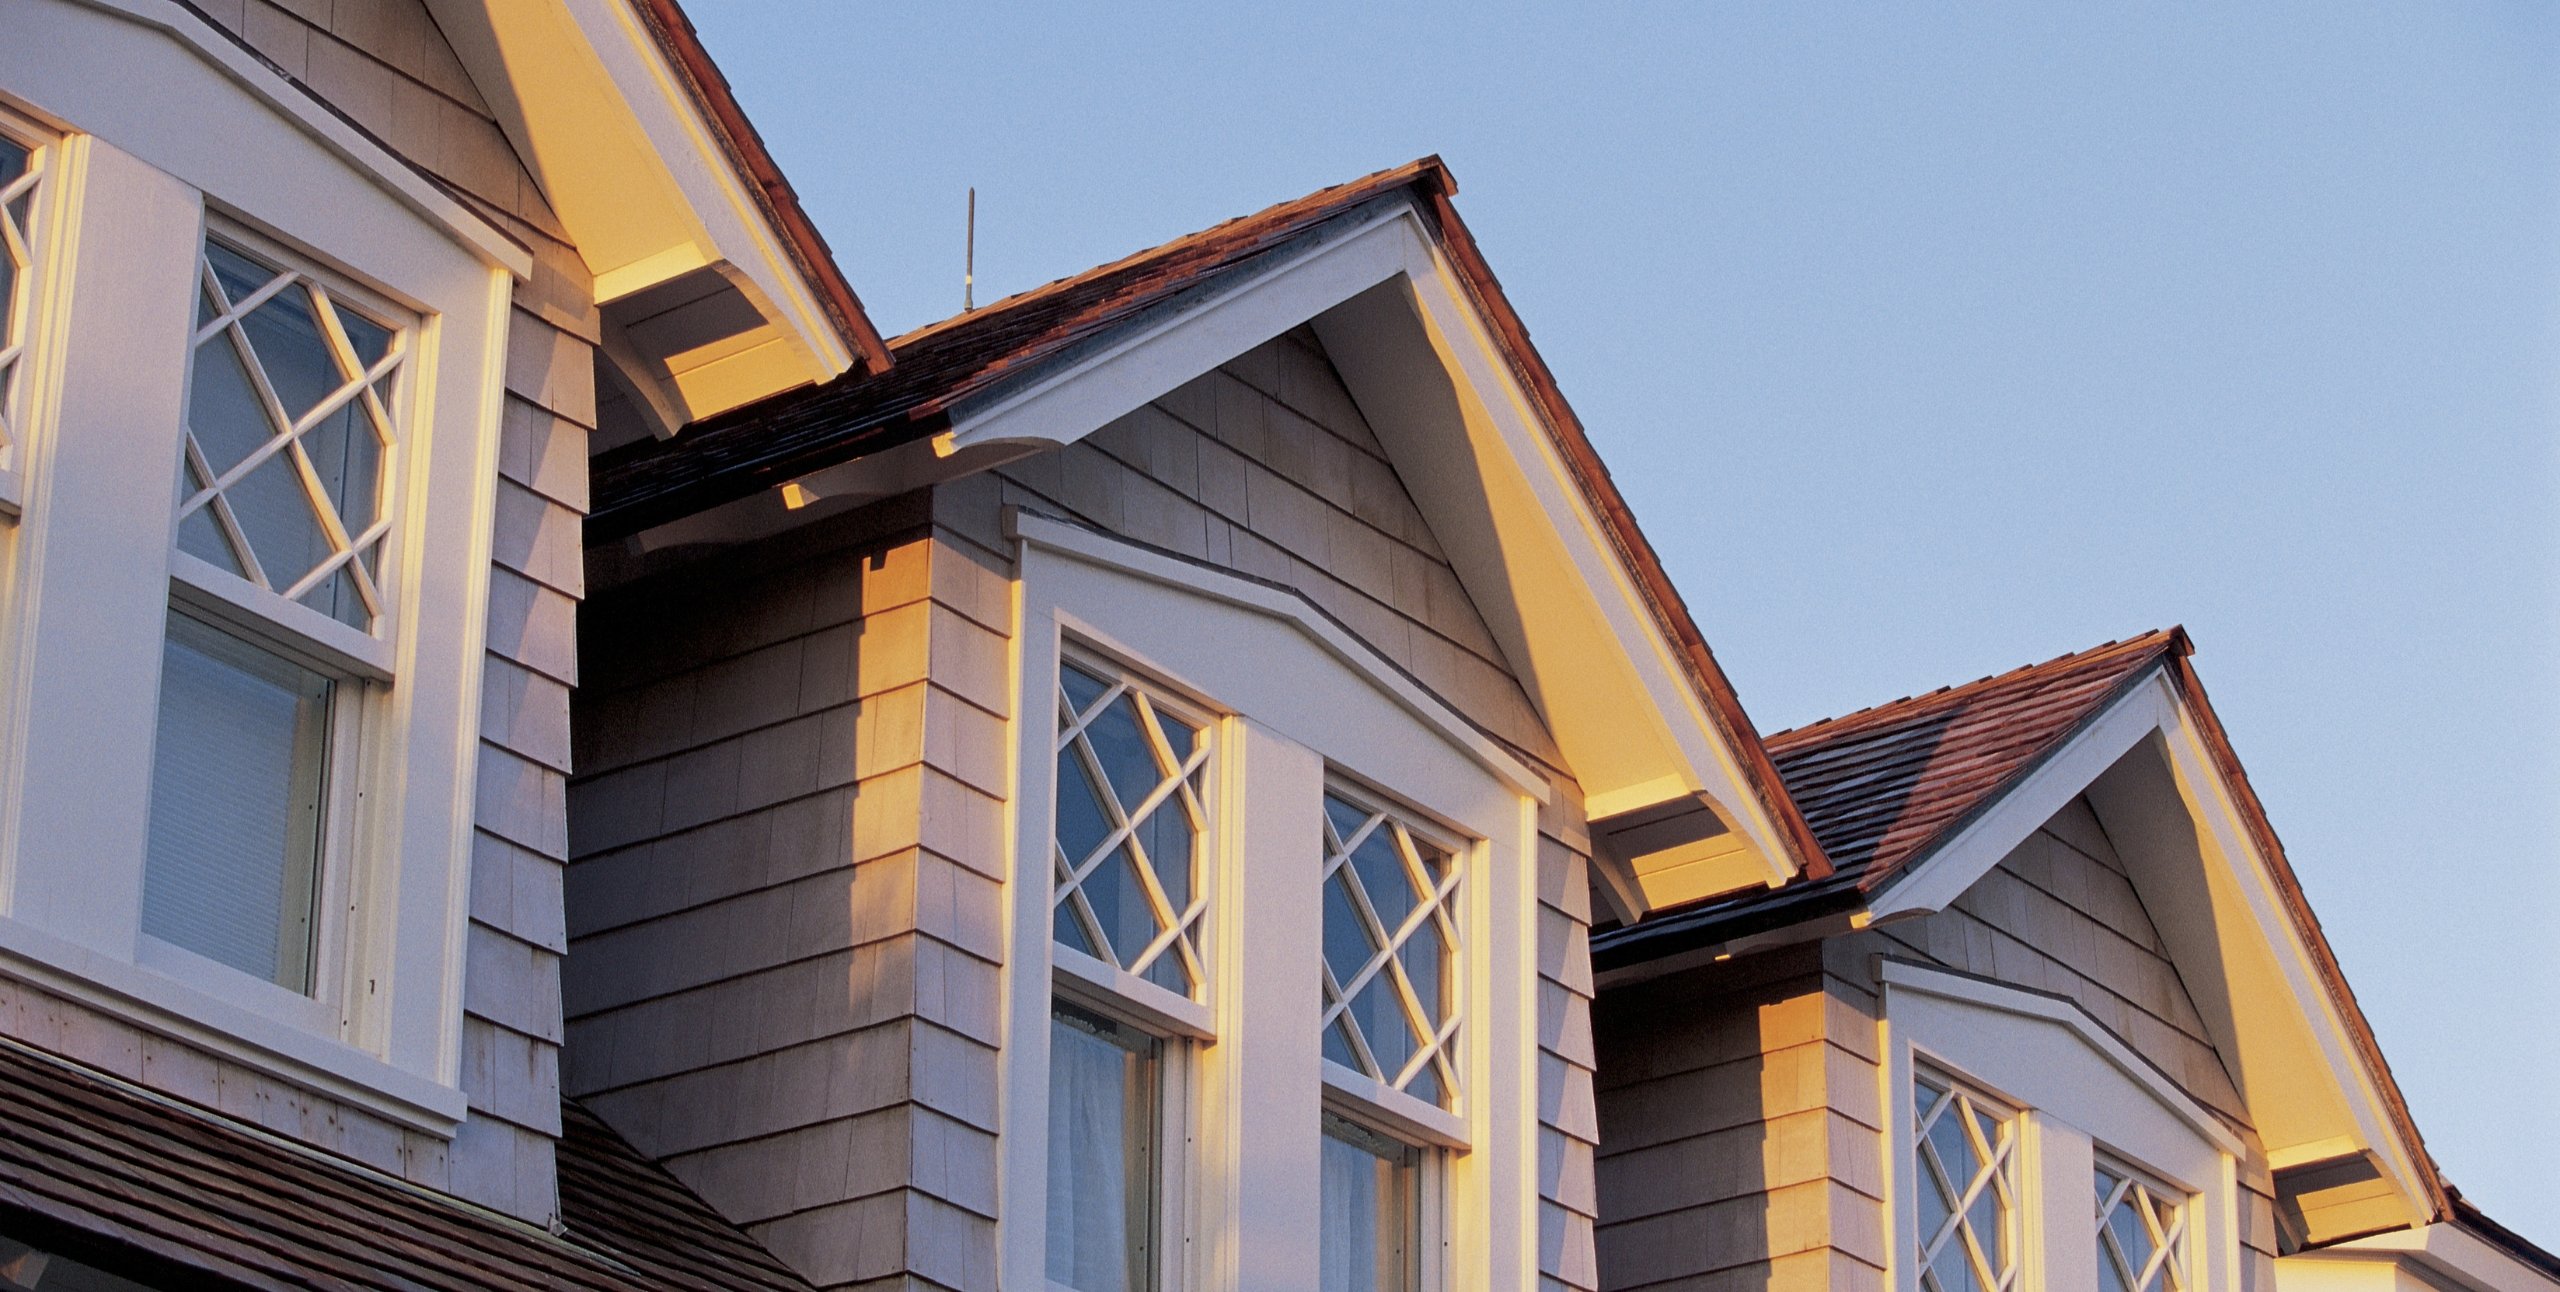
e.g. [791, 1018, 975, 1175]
[1881, 957, 2247, 1156]
[557, 0, 850, 377]
[1008, 510, 1549, 803]
[944, 204, 1433, 453]
[1384, 234, 1799, 888]
[2298, 1225, 2560, 1292]
[1863, 668, 2437, 1218]
[1866, 667, 2174, 921]
[40, 0, 532, 279]
[947, 200, 1799, 890]
[2139, 678, 2443, 1229]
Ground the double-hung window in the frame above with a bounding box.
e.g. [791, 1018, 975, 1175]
[1007, 517, 1544, 1291]
[1318, 785, 1461, 1292]
[143, 229, 407, 1001]
[1046, 653, 1211, 1292]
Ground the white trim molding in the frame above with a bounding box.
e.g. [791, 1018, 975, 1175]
[2283, 1223, 2560, 1292]
[27, 0, 532, 279]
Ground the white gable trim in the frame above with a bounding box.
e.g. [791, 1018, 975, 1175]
[1881, 957, 2246, 1156]
[948, 197, 1805, 895]
[946, 204, 1429, 452]
[1861, 668, 2438, 1219]
[1008, 508, 1548, 802]
[1866, 665, 2172, 921]
[32, 0, 532, 279]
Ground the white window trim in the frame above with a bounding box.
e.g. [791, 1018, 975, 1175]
[1003, 513, 1542, 1291]
[0, 5, 518, 1135]
[0, 101, 58, 520]
[1881, 958, 2246, 1292]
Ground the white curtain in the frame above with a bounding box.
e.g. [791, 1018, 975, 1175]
[1048, 1011, 1151, 1291]
[1321, 1122, 1411, 1292]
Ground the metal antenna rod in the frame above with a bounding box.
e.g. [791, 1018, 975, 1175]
[964, 187, 976, 312]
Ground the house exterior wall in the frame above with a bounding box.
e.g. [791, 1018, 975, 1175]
[566, 328, 1596, 1290]
[1594, 796, 2279, 1292]
[566, 496, 1010, 1292]
[0, 1, 589, 1225]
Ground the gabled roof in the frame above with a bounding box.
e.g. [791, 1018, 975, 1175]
[585, 158, 1827, 886]
[586, 158, 1454, 542]
[1775, 628, 2185, 888]
[0, 1035, 811, 1292]
[1593, 630, 2184, 961]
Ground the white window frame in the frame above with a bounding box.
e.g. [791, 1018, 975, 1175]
[1881, 959, 2246, 1292]
[1003, 511, 1545, 1292]
[0, 100, 56, 519]
[0, 1, 525, 1136]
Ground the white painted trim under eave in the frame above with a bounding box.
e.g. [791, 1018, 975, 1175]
[56, 0, 533, 280]
[1865, 665, 2174, 921]
[1006, 508, 1549, 803]
[944, 203, 1430, 453]
[1882, 957, 2247, 1157]
[2294, 1223, 2560, 1292]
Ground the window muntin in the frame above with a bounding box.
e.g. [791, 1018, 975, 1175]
[140, 613, 331, 992]
[1053, 658, 1209, 999]
[1047, 1002, 1162, 1292]
[0, 125, 39, 495]
[1320, 787, 1461, 1111]
[1320, 1113, 1418, 1292]
[1913, 1071, 2020, 1292]
[2095, 1160, 2188, 1292]
[178, 235, 403, 634]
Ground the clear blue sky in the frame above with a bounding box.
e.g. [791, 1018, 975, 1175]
[691, 2, 2560, 1237]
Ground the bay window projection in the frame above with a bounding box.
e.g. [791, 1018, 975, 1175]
[1319, 789, 1460, 1109]
[144, 232, 406, 994]
[2095, 1160, 2188, 1292]
[1912, 1072, 2020, 1292]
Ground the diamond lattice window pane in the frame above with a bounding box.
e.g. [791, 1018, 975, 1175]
[1050, 660, 1210, 1000]
[2096, 1161, 2187, 1292]
[1914, 1074, 2017, 1292]
[175, 237, 403, 634]
[1319, 790, 1462, 1109]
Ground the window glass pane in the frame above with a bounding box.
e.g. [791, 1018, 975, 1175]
[1047, 1005, 1158, 1292]
[176, 238, 402, 633]
[2097, 1158, 2187, 1292]
[1053, 658, 1208, 997]
[1320, 789, 1460, 1107]
[1912, 1071, 2015, 1292]
[141, 615, 330, 993]
[1321, 1115, 1415, 1292]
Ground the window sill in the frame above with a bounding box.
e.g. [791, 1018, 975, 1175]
[0, 912, 465, 1134]
[170, 552, 393, 680]
[1053, 943, 1215, 1040]
[1322, 1060, 1468, 1150]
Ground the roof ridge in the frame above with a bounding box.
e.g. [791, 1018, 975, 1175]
[884, 156, 1449, 352]
[1767, 627, 2183, 748]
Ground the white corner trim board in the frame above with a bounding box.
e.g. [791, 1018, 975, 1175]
[37, 0, 533, 279]
[1007, 508, 1550, 802]
[1880, 957, 2244, 1157]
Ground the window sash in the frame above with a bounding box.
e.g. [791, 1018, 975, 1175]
[2095, 1158, 2190, 1292]
[1320, 1112, 1420, 1292]
[1046, 1001, 1162, 1292]
[1051, 652, 1213, 1007]
[1912, 1070, 2020, 1292]
[0, 119, 43, 504]
[140, 612, 332, 994]
[1319, 783, 1463, 1113]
